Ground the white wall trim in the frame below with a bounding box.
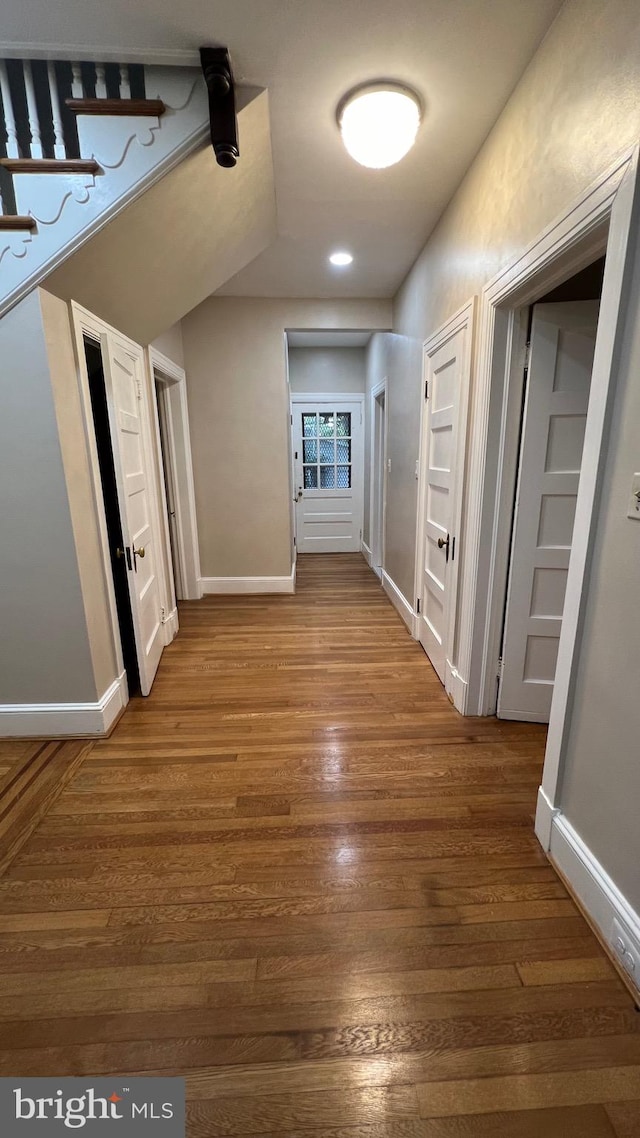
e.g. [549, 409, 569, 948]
[290, 392, 365, 404]
[534, 785, 561, 850]
[148, 346, 202, 602]
[0, 672, 127, 738]
[381, 569, 415, 633]
[548, 812, 640, 991]
[0, 42, 202, 66]
[201, 565, 296, 595]
[361, 540, 374, 569]
[369, 377, 388, 577]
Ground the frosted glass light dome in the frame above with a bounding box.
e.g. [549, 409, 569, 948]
[338, 83, 422, 169]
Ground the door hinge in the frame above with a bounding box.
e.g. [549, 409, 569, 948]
[416, 598, 420, 614]
[523, 340, 531, 373]
[424, 379, 429, 400]
[161, 606, 166, 625]
[497, 656, 504, 681]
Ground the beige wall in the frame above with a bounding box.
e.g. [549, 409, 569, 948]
[388, 0, 640, 604]
[151, 321, 185, 369]
[181, 297, 392, 578]
[0, 292, 98, 704]
[288, 347, 366, 393]
[558, 221, 640, 911]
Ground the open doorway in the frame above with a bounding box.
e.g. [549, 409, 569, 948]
[83, 336, 140, 695]
[286, 331, 371, 555]
[497, 259, 605, 722]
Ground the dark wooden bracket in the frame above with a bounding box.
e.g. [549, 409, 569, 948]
[199, 47, 239, 168]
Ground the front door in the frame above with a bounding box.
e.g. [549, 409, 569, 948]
[292, 400, 364, 553]
[498, 301, 599, 722]
[101, 332, 165, 695]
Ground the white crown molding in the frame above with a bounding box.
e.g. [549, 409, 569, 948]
[0, 672, 127, 738]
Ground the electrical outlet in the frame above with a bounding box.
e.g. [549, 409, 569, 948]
[611, 917, 640, 980]
[627, 473, 640, 520]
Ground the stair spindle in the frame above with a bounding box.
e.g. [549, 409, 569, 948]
[95, 64, 107, 99]
[24, 61, 44, 159]
[71, 63, 83, 98]
[0, 61, 19, 158]
[47, 62, 66, 159]
[118, 64, 131, 100]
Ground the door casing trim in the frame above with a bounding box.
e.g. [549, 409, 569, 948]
[452, 145, 639, 848]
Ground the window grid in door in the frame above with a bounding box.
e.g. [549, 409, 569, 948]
[302, 412, 351, 489]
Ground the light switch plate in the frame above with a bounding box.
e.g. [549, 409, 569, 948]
[627, 472, 640, 520]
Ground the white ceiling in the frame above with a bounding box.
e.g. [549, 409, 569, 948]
[1, 0, 563, 299]
[287, 330, 372, 348]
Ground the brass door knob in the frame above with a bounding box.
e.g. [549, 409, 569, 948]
[133, 546, 145, 558]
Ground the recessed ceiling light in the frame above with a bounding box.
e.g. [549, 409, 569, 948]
[337, 82, 422, 169]
[329, 251, 354, 266]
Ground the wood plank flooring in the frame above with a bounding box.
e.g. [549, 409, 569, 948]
[0, 553, 637, 1135]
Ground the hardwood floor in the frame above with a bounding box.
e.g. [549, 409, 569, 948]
[0, 553, 638, 1135]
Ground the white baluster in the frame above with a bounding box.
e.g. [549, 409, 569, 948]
[0, 61, 19, 158]
[47, 61, 66, 158]
[95, 64, 107, 99]
[71, 62, 83, 98]
[118, 64, 131, 100]
[24, 61, 44, 158]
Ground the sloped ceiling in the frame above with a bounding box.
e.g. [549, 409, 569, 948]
[44, 91, 276, 344]
[4, 0, 563, 299]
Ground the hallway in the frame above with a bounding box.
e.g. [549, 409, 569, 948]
[0, 554, 638, 1133]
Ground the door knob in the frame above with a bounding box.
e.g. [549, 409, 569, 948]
[133, 546, 145, 558]
[296, 489, 303, 501]
[437, 533, 450, 563]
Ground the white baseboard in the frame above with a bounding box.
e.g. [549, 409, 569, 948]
[162, 607, 179, 645]
[0, 671, 128, 738]
[200, 565, 296, 595]
[361, 540, 373, 567]
[381, 570, 415, 634]
[548, 811, 640, 992]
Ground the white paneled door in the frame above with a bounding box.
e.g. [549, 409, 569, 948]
[292, 398, 364, 553]
[498, 301, 599, 722]
[417, 311, 473, 696]
[101, 332, 165, 695]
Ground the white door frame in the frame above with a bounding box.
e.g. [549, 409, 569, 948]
[414, 298, 475, 710]
[70, 302, 177, 693]
[369, 377, 388, 578]
[290, 391, 365, 553]
[453, 147, 639, 849]
[148, 347, 202, 602]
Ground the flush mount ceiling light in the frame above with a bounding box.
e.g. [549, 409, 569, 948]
[337, 82, 422, 169]
[329, 251, 354, 266]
